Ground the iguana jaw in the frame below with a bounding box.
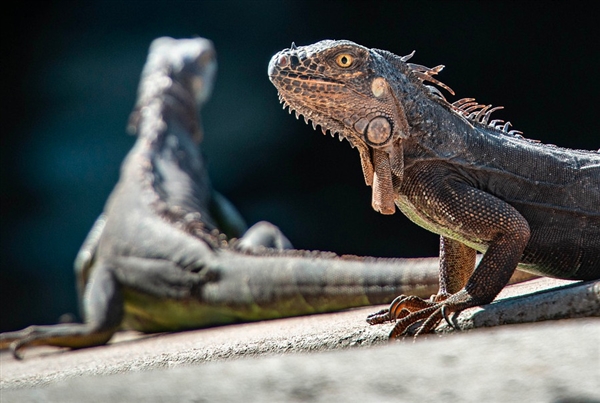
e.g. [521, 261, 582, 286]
[268, 40, 405, 215]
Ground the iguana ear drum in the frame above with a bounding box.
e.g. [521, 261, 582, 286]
[365, 116, 392, 146]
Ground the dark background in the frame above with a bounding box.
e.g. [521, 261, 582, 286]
[2, 1, 598, 332]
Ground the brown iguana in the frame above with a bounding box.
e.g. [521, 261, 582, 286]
[268, 40, 600, 337]
[0, 37, 446, 359]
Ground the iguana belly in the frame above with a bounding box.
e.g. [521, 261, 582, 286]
[395, 194, 489, 254]
[395, 194, 599, 279]
[120, 286, 346, 333]
[120, 288, 259, 333]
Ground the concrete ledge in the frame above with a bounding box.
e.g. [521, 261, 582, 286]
[2, 278, 599, 402]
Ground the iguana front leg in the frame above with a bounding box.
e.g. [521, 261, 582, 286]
[209, 191, 248, 239]
[437, 236, 477, 299]
[0, 252, 219, 357]
[0, 262, 122, 358]
[210, 191, 292, 251]
[235, 221, 293, 252]
[73, 213, 107, 315]
[369, 163, 531, 337]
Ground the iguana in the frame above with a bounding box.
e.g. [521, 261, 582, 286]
[0, 37, 446, 359]
[268, 40, 600, 337]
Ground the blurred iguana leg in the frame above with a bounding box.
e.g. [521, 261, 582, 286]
[0, 263, 122, 358]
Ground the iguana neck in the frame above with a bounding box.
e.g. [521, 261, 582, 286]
[125, 38, 221, 238]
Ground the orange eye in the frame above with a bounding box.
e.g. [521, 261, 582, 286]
[335, 53, 353, 68]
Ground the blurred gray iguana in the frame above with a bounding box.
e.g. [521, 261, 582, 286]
[0, 37, 445, 358]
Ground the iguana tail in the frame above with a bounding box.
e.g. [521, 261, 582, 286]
[120, 252, 440, 332]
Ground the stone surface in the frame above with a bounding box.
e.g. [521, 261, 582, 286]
[2, 278, 599, 402]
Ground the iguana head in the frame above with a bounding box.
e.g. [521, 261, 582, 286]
[269, 40, 406, 146]
[143, 37, 217, 108]
[269, 40, 428, 214]
[129, 37, 218, 143]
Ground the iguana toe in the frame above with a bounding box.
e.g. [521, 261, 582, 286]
[388, 302, 444, 338]
[365, 308, 392, 325]
[368, 294, 463, 339]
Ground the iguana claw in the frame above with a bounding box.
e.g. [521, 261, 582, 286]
[367, 294, 460, 339]
[365, 308, 392, 325]
[10, 340, 26, 360]
[440, 305, 455, 329]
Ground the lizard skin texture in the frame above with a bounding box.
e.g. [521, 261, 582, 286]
[268, 40, 600, 337]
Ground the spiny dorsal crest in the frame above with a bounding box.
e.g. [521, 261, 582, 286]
[402, 50, 523, 136]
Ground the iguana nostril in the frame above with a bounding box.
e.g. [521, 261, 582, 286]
[268, 55, 287, 76]
[366, 117, 392, 145]
[278, 55, 288, 67]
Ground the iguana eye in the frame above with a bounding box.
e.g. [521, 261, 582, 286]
[335, 53, 354, 68]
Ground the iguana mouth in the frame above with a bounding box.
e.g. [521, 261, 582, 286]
[269, 49, 364, 148]
[277, 94, 351, 144]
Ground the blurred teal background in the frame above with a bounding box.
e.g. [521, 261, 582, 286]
[2, 1, 598, 331]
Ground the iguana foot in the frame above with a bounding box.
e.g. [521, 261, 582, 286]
[365, 290, 451, 325]
[0, 324, 115, 359]
[367, 294, 468, 338]
[389, 296, 445, 338]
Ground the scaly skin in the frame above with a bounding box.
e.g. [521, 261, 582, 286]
[0, 37, 443, 359]
[268, 40, 600, 337]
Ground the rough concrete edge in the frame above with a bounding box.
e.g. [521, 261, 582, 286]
[0, 320, 391, 390]
[3, 279, 599, 390]
[4, 319, 600, 403]
[438, 279, 600, 332]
